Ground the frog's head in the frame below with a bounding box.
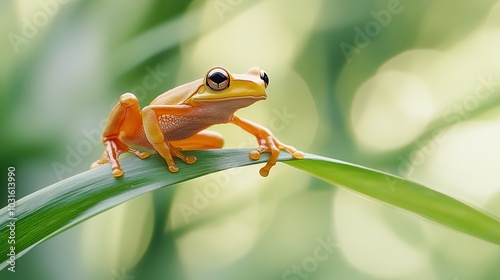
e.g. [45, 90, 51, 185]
[190, 67, 268, 106]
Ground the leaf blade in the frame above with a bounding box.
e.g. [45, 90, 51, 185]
[1, 149, 499, 270]
[286, 155, 500, 245]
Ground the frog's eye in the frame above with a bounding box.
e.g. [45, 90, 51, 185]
[206, 68, 230, 91]
[260, 69, 269, 88]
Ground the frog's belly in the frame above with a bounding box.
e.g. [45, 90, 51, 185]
[120, 114, 229, 150]
[158, 113, 231, 141]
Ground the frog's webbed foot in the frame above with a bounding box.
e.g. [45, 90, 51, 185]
[149, 141, 196, 173]
[230, 115, 304, 177]
[249, 135, 304, 177]
[90, 139, 150, 177]
[90, 151, 110, 169]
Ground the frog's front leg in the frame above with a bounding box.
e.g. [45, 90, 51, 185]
[230, 115, 304, 177]
[141, 105, 198, 173]
[90, 93, 150, 177]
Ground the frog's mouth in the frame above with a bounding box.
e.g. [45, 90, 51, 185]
[192, 95, 266, 110]
[194, 94, 267, 103]
[214, 95, 267, 101]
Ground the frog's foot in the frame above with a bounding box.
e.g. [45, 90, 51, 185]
[128, 147, 151, 160]
[152, 141, 197, 173]
[166, 142, 197, 166]
[91, 139, 150, 177]
[249, 136, 304, 177]
[90, 151, 110, 169]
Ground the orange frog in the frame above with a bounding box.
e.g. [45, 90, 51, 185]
[91, 67, 303, 177]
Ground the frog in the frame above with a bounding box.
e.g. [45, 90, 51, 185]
[90, 66, 304, 177]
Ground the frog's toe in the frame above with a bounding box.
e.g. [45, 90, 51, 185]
[249, 145, 269, 160]
[292, 151, 305, 159]
[90, 160, 106, 169]
[112, 168, 124, 177]
[128, 148, 150, 159]
[168, 165, 179, 173]
[137, 151, 150, 159]
[90, 151, 111, 169]
[259, 167, 270, 177]
[249, 150, 261, 160]
[185, 156, 197, 164]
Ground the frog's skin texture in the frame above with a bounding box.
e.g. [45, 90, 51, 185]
[91, 67, 304, 177]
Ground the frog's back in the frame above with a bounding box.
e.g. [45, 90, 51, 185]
[150, 79, 203, 105]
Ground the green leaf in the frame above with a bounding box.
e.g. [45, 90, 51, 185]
[286, 155, 500, 244]
[1, 149, 499, 270]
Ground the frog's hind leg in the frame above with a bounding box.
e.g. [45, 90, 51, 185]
[90, 93, 150, 177]
[170, 131, 224, 150]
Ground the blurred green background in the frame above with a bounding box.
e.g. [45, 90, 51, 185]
[2, 0, 500, 279]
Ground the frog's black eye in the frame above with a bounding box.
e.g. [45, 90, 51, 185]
[260, 69, 269, 88]
[206, 68, 230, 91]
